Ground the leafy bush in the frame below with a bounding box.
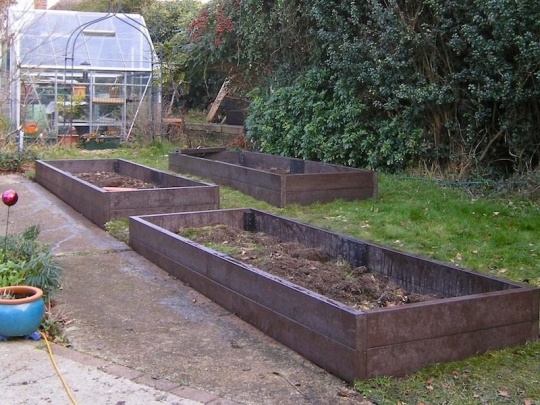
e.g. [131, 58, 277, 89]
[310, 0, 540, 175]
[0, 151, 37, 173]
[246, 68, 428, 170]
[181, 0, 540, 176]
[143, 0, 206, 111]
[0, 226, 62, 297]
[0, 252, 26, 286]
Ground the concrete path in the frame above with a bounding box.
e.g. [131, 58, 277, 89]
[0, 340, 206, 405]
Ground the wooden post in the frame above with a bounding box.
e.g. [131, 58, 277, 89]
[206, 79, 230, 122]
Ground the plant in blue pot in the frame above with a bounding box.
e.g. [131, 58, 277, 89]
[0, 189, 62, 341]
[0, 285, 45, 341]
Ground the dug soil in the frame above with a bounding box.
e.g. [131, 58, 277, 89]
[180, 225, 439, 310]
[74, 171, 156, 189]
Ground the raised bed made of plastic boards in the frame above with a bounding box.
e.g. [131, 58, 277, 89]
[128, 208, 539, 383]
[35, 159, 220, 227]
[168, 148, 377, 207]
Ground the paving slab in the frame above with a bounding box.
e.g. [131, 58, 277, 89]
[0, 340, 203, 405]
[0, 174, 370, 405]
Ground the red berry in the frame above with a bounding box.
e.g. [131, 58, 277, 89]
[2, 190, 18, 206]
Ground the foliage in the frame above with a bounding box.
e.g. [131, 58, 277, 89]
[182, 0, 240, 108]
[174, 0, 540, 177]
[72, 0, 153, 13]
[311, 0, 540, 175]
[142, 0, 204, 113]
[40, 313, 68, 343]
[228, 0, 317, 89]
[0, 225, 63, 297]
[0, 251, 26, 286]
[176, 0, 317, 109]
[246, 68, 427, 169]
[8, 0, 540, 176]
[0, 151, 37, 173]
[57, 94, 86, 120]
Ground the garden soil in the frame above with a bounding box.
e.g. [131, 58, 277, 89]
[1, 173, 374, 405]
[180, 225, 439, 310]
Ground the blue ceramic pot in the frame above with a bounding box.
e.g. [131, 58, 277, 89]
[0, 286, 45, 339]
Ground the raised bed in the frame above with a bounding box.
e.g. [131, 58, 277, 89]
[35, 159, 220, 227]
[129, 208, 539, 382]
[169, 148, 377, 207]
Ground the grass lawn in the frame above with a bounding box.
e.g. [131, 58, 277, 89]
[34, 142, 540, 404]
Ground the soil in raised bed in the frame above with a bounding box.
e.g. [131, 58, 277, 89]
[74, 171, 156, 189]
[179, 225, 441, 310]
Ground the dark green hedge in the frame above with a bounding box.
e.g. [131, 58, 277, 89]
[184, 0, 540, 175]
[246, 68, 427, 169]
[309, 0, 540, 175]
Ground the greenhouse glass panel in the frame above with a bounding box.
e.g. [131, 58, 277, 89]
[11, 10, 154, 70]
[7, 8, 159, 146]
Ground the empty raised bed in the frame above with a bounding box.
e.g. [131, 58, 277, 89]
[129, 208, 539, 382]
[35, 159, 220, 227]
[168, 148, 377, 207]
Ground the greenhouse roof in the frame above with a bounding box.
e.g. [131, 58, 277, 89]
[9, 9, 156, 72]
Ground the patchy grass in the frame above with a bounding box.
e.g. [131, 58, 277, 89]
[36, 141, 175, 172]
[355, 342, 540, 404]
[104, 218, 130, 245]
[28, 144, 540, 403]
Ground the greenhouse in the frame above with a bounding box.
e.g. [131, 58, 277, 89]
[3, 8, 159, 145]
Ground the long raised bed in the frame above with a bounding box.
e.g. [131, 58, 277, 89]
[169, 148, 377, 207]
[129, 208, 539, 382]
[35, 159, 220, 227]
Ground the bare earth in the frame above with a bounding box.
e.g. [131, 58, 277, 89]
[74, 171, 156, 189]
[180, 225, 439, 310]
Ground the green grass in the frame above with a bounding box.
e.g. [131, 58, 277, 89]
[355, 342, 540, 404]
[33, 140, 173, 171]
[269, 176, 540, 287]
[104, 218, 130, 244]
[33, 143, 540, 403]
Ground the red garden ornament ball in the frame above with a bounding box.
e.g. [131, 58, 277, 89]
[2, 190, 18, 207]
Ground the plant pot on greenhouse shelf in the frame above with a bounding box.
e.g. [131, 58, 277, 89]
[0, 286, 45, 341]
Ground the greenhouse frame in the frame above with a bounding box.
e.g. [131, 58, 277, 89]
[3, 8, 159, 146]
